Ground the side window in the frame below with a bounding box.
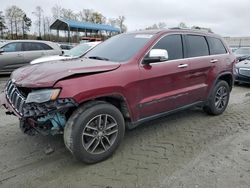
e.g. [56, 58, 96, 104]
[2, 43, 22, 52]
[186, 35, 209, 58]
[23, 42, 52, 51]
[153, 34, 183, 60]
[23, 42, 40, 51]
[207, 37, 227, 55]
[38, 43, 53, 50]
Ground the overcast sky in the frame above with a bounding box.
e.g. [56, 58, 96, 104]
[1, 0, 250, 36]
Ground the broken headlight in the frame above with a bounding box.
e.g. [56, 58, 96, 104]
[26, 89, 61, 104]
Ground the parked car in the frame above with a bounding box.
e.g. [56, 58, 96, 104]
[234, 56, 250, 84]
[59, 43, 75, 51]
[230, 47, 238, 53]
[0, 29, 235, 163]
[30, 42, 101, 64]
[234, 47, 250, 62]
[0, 40, 62, 74]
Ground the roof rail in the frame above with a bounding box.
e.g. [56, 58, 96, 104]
[169, 27, 214, 33]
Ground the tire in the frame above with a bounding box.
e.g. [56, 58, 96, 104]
[64, 101, 125, 163]
[203, 80, 230, 115]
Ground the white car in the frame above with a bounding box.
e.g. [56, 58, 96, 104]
[30, 41, 101, 64]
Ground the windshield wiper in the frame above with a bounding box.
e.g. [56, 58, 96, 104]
[88, 56, 109, 61]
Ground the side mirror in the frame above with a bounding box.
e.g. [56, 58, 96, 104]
[0, 49, 4, 54]
[143, 49, 168, 64]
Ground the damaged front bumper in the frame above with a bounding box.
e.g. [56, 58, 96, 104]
[0, 81, 78, 135]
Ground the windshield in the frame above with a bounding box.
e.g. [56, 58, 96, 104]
[85, 33, 154, 62]
[234, 48, 250, 55]
[64, 43, 95, 57]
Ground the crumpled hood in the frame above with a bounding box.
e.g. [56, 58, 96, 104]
[11, 58, 120, 88]
[236, 59, 250, 68]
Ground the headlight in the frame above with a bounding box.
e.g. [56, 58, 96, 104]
[26, 89, 61, 104]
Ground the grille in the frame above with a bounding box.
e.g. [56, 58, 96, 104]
[239, 68, 250, 77]
[5, 80, 26, 116]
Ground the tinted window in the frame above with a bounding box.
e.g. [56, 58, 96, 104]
[39, 43, 53, 50]
[23, 42, 52, 51]
[153, 35, 183, 60]
[2, 42, 22, 52]
[86, 33, 153, 62]
[186, 35, 209, 58]
[207, 37, 227, 55]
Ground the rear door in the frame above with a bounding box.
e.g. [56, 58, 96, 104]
[22, 42, 48, 63]
[139, 34, 191, 119]
[0, 42, 25, 73]
[184, 34, 217, 103]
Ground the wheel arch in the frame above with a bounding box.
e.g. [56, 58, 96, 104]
[76, 94, 133, 123]
[207, 71, 234, 100]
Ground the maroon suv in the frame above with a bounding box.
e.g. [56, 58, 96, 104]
[0, 29, 235, 163]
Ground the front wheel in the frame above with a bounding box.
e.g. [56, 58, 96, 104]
[64, 101, 125, 163]
[203, 80, 230, 115]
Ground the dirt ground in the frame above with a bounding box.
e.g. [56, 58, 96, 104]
[0, 76, 250, 188]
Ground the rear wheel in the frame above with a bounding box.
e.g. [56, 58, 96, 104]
[203, 80, 230, 115]
[64, 101, 125, 163]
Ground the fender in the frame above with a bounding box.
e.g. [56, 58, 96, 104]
[206, 71, 234, 101]
[76, 92, 136, 122]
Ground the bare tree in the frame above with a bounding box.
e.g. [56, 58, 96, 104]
[116, 16, 127, 33]
[108, 16, 127, 33]
[90, 12, 106, 24]
[22, 14, 32, 39]
[33, 6, 43, 38]
[5, 6, 26, 39]
[145, 22, 167, 30]
[78, 9, 93, 22]
[178, 22, 188, 28]
[61, 8, 78, 20]
[0, 11, 6, 38]
[43, 16, 51, 40]
[52, 4, 62, 20]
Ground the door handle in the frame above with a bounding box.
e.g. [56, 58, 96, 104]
[178, 64, 188, 68]
[210, 59, 218, 63]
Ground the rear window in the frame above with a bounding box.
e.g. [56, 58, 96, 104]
[186, 35, 209, 58]
[207, 37, 227, 55]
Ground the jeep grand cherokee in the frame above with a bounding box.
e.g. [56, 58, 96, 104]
[0, 29, 235, 163]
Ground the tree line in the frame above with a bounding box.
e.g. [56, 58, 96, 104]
[0, 5, 127, 40]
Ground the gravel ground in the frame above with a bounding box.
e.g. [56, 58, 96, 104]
[0, 76, 250, 188]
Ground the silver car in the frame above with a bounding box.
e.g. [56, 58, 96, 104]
[30, 41, 101, 64]
[0, 40, 62, 74]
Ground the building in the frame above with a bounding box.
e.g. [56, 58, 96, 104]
[223, 37, 250, 47]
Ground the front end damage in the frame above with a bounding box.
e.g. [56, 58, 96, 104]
[1, 80, 78, 136]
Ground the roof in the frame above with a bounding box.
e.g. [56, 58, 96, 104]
[50, 19, 120, 33]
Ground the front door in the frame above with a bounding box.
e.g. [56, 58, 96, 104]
[0, 42, 25, 73]
[138, 34, 191, 119]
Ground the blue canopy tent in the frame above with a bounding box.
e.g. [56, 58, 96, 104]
[50, 19, 120, 42]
